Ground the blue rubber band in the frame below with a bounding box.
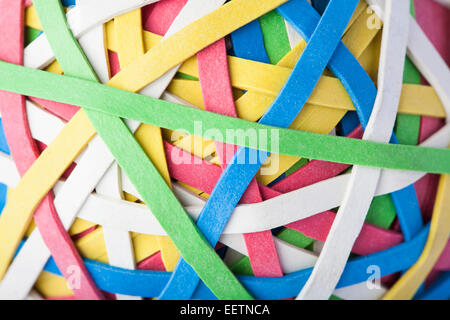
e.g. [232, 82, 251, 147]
[311, 1, 423, 295]
[62, 0, 76, 8]
[312, 0, 329, 15]
[317, 0, 422, 241]
[0, 0, 426, 299]
[284, 0, 423, 240]
[0, 183, 6, 216]
[230, 20, 270, 63]
[40, 224, 429, 299]
[159, 17, 272, 300]
[158, 0, 359, 300]
[415, 272, 450, 300]
[338, 111, 359, 136]
[0, 120, 10, 155]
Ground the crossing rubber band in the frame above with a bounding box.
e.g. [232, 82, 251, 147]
[0, 0, 253, 300]
[0, 61, 449, 173]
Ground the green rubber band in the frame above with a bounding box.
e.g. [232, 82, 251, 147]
[403, 57, 421, 84]
[284, 158, 308, 176]
[25, 27, 41, 47]
[277, 228, 314, 249]
[230, 257, 254, 276]
[259, 10, 291, 64]
[397, 0, 421, 148]
[33, 0, 252, 300]
[176, 73, 199, 81]
[395, 114, 421, 146]
[366, 0, 421, 231]
[1, 58, 449, 174]
[397, 0, 421, 147]
[365, 195, 397, 229]
[230, 228, 315, 276]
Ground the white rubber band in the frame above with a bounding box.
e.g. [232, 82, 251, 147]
[0, 120, 448, 237]
[77, 5, 140, 299]
[0, 0, 223, 300]
[24, 0, 161, 70]
[1, 0, 449, 299]
[297, 0, 411, 299]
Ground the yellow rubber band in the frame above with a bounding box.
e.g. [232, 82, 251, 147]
[0, 110, 95, 279]
[341, 4, 380, 60]
[383, 168, 450, 300]
[156, 235, 181, 272]
[114, 10, 145, 68]
[25, 5, 42, 30]
[107, 0, 289, 93]
[35, 271, 73, 298]
[29, 15, 446, 119]
[343, 1, 368, 35]
[114, 8, 178, 267]
[0, 0, 285, 281]
[74, 227, 160, 265]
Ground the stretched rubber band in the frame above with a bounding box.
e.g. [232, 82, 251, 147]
[315, 0, 425, 288]
[39, 224, 430, 299]
[231, 20, 269, 63]
[0, 0, 236, 300]
[297, 0, 412, 299]
[384, 171, 450, 299]
[0, 0, 253, 297]
[211, 9, 283, 280]
[160, 29, 264, 300]
[415, 272, 450, 300]
[1, 0, 286, 297]
[41, 0, 250, 300]
[161, 0, 359, 299]
[196, 38, 282, 276]
[0, 0, 103, 300]
[161, 133, 404, 256]
[368, 0, 450, 295]
[0, 130, 435, 240]
[27, 13, 448, 119]
[0, 1, 450, 298]
[89, 4, 139, 300]
[0, 62, 449, 172]
[2, 0, 446, 300]
[24, 0, 162, 70]
[258, 2, 379, 185]
[107, 0, 289, 93]
[282, 0, 430, 298]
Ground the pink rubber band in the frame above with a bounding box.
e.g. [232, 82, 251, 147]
[0, 0, 102, 300]
[142, 0, 187, 36]
[30, 97, 79, 122]
[272, 126, 363, 193]
[137, 252, 166, 271]
[285, 211, 403, 255]
[434, 240, 450, 271]
[163, 139, 404, 256]
[414, 0, 450, 66]
[142, 0, 283, 277]
[197, 38, 282, 277]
